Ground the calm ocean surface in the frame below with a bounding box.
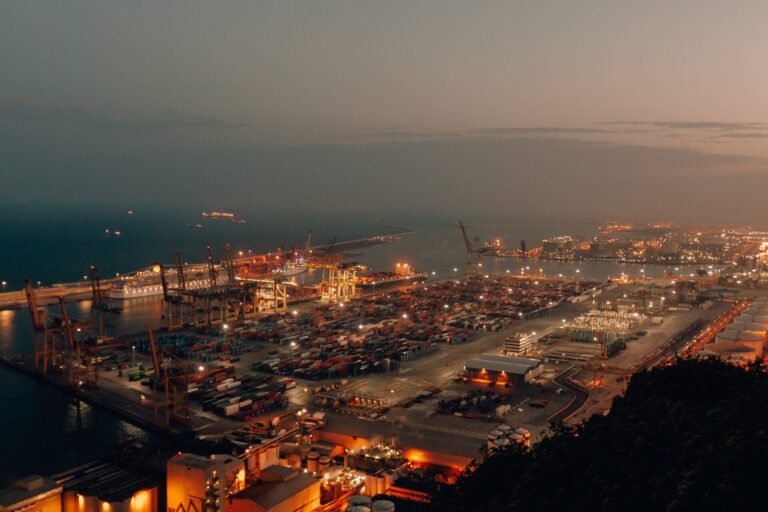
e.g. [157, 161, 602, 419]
[0, 206, 681, 483]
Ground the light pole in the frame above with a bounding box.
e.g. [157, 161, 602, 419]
[1, 281, 6, 291]
[131, 345, 136, 366]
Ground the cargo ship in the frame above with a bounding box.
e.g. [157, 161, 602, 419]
[201, 211, 236, 219]
[357, 264, 428, 289]
[108, 264, 228, 299]
[201, 210, 246, 224]
[272, 261, 308, 277]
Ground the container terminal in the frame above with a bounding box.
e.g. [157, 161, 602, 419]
[3, 223, 768, 511]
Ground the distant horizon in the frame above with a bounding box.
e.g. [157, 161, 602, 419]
[4, 2, 768, 224]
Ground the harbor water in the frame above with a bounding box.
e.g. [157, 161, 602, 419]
[0, 207, 689, 484]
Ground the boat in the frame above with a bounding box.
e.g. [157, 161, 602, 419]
[201, 211, 246, 224]
[357, 265, 428, 289]
[272, 261, 308, 277]
[201, 211, 236, 219]
[107, 264, 228, 299]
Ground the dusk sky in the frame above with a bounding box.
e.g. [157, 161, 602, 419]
[2, 1, 768, 223]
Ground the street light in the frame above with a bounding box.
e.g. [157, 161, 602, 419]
[1, 281, 6, 291]
[131, 345, 136, 366]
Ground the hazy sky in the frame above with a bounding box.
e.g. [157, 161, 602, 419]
[2, 1, 768, 223]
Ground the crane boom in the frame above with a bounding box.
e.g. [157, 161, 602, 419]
[206, 246, 218, 288]
[175, 252, 186, 290]
[459, 221, 474, 253]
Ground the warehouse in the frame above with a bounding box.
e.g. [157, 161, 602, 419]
[227, 466, 320, 512]
[464, 354, 543, 385]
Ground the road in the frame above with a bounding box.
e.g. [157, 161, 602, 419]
[548, 366, 590, 425]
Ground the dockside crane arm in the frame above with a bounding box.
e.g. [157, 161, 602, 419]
[175, 252, 187, 291]
[206, 246, 218, 288]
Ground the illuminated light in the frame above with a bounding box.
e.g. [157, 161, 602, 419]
[198, 365, 205, 372]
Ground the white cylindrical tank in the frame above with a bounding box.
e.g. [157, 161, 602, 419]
[306, 451, 319, 473]
[372, 500, 396, 512]
[349, 494, 372, 508]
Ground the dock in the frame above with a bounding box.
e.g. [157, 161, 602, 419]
[0, 354, 201, 437]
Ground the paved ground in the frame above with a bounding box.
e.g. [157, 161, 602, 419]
[80, 283, 746, 445]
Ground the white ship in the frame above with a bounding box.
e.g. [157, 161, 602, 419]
[272, 261, 308, 277]
[108, 264, 228, 299]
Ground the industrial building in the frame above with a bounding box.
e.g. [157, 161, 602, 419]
[504, 332, 537, 357]
[314, 413, 479, 472]
[464, 354, 543, 385]
[227, 466, 320, 512]
[0, 476, 62, 512]
[167, 453, 245, 512]
[1, 461, 160, 512]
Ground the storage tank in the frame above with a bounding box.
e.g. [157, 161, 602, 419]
[715, 330, 763, 358]
[383, 471, 395, 492]
[372, 500, 396, 512]
[349, 494, 372, 508]
[725, 345, 757, 361]
[318, 455, 330, 472]
[306, 451, 319, 473]
[287, 453, 301, 469]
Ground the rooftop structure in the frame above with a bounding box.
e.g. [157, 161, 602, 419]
[0, 476, 62, 512]
[464, 354, 543, 384]
[228, 466, 320, 512]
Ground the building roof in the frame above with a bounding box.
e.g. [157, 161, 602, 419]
[727, 346, 756, 353]
[168, 453, 212, 469]
[51, 461, 159, 502]
[729, 322, 767, 333]
[465, 354, 542, 375]
[717, 330, 763, 342]
[0, 477, 61, 508]
[321, 413, 481, 459]
[232, 468, 317, 509]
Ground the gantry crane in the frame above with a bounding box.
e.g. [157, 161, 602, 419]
[159, 261, 185, 330]
[89, 265, 119, 340]
[59, 296, 123, 387]
[146, 326, 191, 426]
[146, 326, 227, 427]
[304, 230, 313, 260]
[24, 279, 68, 375]
[459, 221, 483, 275]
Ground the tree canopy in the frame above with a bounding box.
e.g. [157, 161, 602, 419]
[431, 359, 768, 511]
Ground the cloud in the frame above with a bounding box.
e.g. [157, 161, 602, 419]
[470, 126, 614, 135]
[0, 98, 248, 132]
[713, 131, 768, 139]
[600, 120, 768, 131]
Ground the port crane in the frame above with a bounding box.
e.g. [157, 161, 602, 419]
[459, 221, 483, 275]
[24, 279, 68, 375]
[146, 326, 191, 426]
[146, 326, 227, 427]
[59, 296, 124, 388]
[89, 265, 119, 340]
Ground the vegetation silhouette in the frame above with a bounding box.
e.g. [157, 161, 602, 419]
[431, 358, 768, 511]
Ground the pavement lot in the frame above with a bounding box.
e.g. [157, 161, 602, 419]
[93, 282, 740, 445]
